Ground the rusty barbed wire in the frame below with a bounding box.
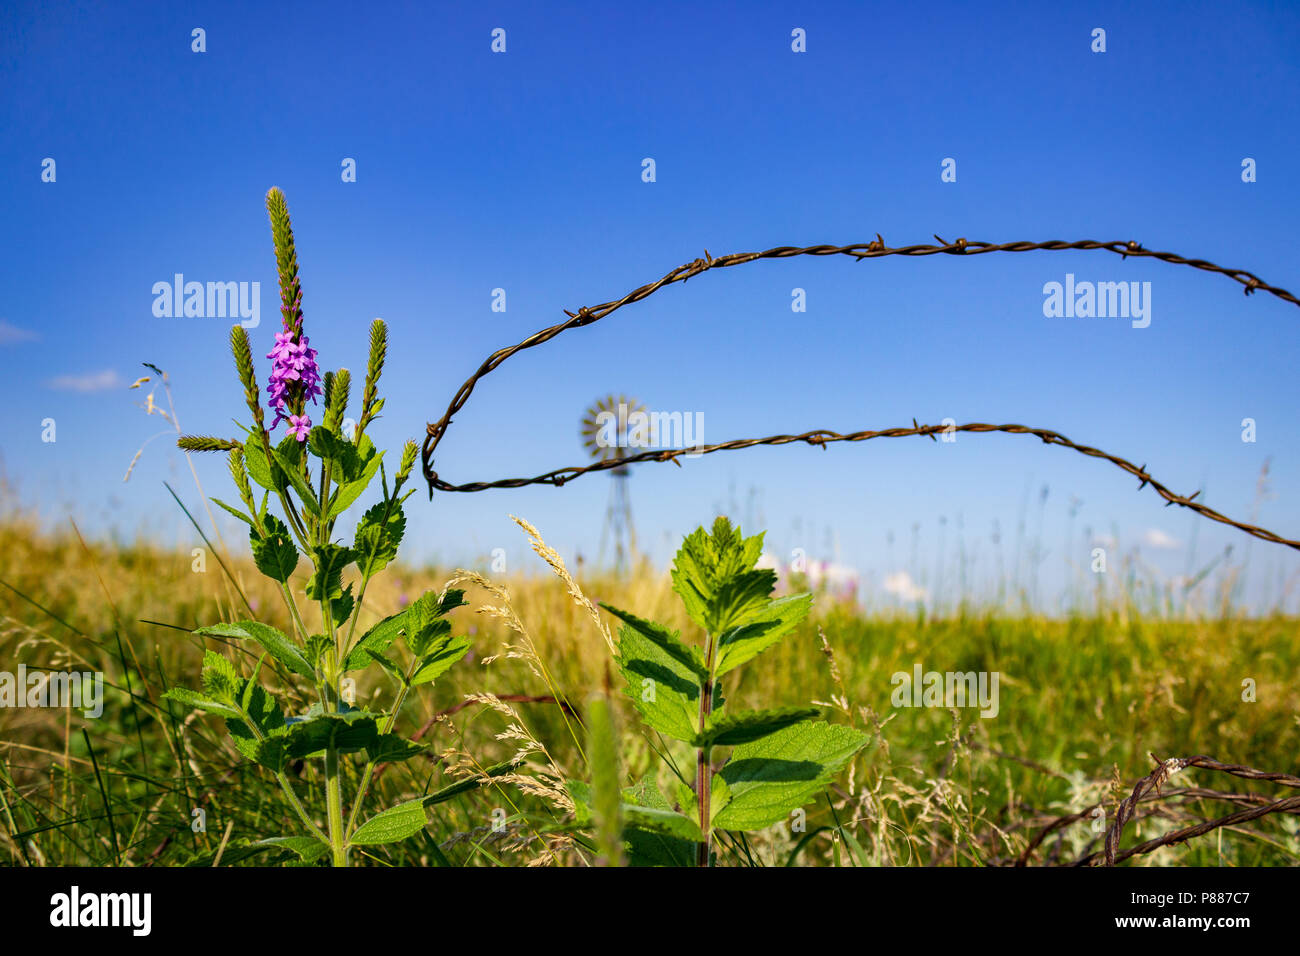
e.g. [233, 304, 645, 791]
[1091, 754, 1300, 866]
[422, 236, 1300, 549]
[428, 420, 1300, 552]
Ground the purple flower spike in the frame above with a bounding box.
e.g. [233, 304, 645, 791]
[267, 330, 322, 431]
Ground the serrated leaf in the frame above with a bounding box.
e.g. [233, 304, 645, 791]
[250, 514, 299, 583]
[306, 544, 353, 602]
[714, 592, 813, 677]
[331, 584, 355, 627]
[353, 500, 405, 579]
[341, 608, 410, 672]
[200, 650, 239, 703]
[601, 604, 706, 679]
[306, 634, 332, 665]
[711, 721, 870, 831]
[615, 621, 704, 743]
[409, 634, 471, 686]
[328, 445, 383, 518]
[622, 776, 672, 811]
[671, 518, 773, 635]
[349, 797, 427, 846]
[196, 620, 314, 680]
[243, 437, 286, 494]
[285, 712, 380, 758]
[693, 706, 820, 748]
[161, 686, 242, 720]
[225, 678, 288, 771]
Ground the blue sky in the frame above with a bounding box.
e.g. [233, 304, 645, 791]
[3, 0, 1298, 610]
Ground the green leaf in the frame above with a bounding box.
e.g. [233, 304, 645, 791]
[353, 500, 405, 578]
[349, 797, 427, 846]
[615, 621, 705, 743]
[249, 514, 299, 583]
[306, 634, 333, 665]
[365, 734, 426, 764]
[210, 496, 255, 528]
[364, 648, 407, 684]
[569, 777, 703, 866]
[271, 437, 319, 516]
[328, 443, 383, 518]
[342, 608, 410, 672]
[256, 836, 329, 863]
[161, 686, 241, 720]
[199, 650, 239, 703]
[622, 805, 703, 841]
[409, 634, 471, 686]
[243, 437, 286, 494]
[331, 584, 355, 627]
[225, 677, 288, 771]
[711, 721, 870, 831]
[600, 604, 707, 679]
[693, 706, 820, 748]
[306, 544, 353, 602]
[671, 517, 774, 635]
[284, 712, 380, 758]
[714, 592, 813, 677]
[307, 425, 351, 465]
[195, 620, 314, 680]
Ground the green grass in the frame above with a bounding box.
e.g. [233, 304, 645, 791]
[1, 514, 1296, 866]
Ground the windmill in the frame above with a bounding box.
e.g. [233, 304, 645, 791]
[581, 394, 645, 572]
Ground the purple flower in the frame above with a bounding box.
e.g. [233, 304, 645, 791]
[267, 331, 322, 430]
[286, 413, 312, 442]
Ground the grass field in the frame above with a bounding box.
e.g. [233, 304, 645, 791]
[2, 497, 1297, 868]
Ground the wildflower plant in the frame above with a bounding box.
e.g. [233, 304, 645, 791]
[572, 517, 871, 866]
[166, 188, 489, 866]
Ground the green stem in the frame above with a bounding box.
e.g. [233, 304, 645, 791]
[238, 702, 328, 845]
[344, 680, 410, 839]
[275, 771, 329, 844]
[319, 593, 348, 866]
[339, 489, 402, 662]
[324, 747, 346, 867]
[696, 633, 717, 867]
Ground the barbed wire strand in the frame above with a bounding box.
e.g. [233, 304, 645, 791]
[429, 420, 1300, 552]
[422, 237, 1299, 550]
[1091, 754, 1300, 867]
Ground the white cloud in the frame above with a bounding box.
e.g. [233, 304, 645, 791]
[47, 369, 123, 392]
[1141, 528, 1181, 550]
[0, 320, 38, 345]
[883, 571, 927, 602]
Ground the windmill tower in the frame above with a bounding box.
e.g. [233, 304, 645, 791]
[581, 394, 645, 573]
